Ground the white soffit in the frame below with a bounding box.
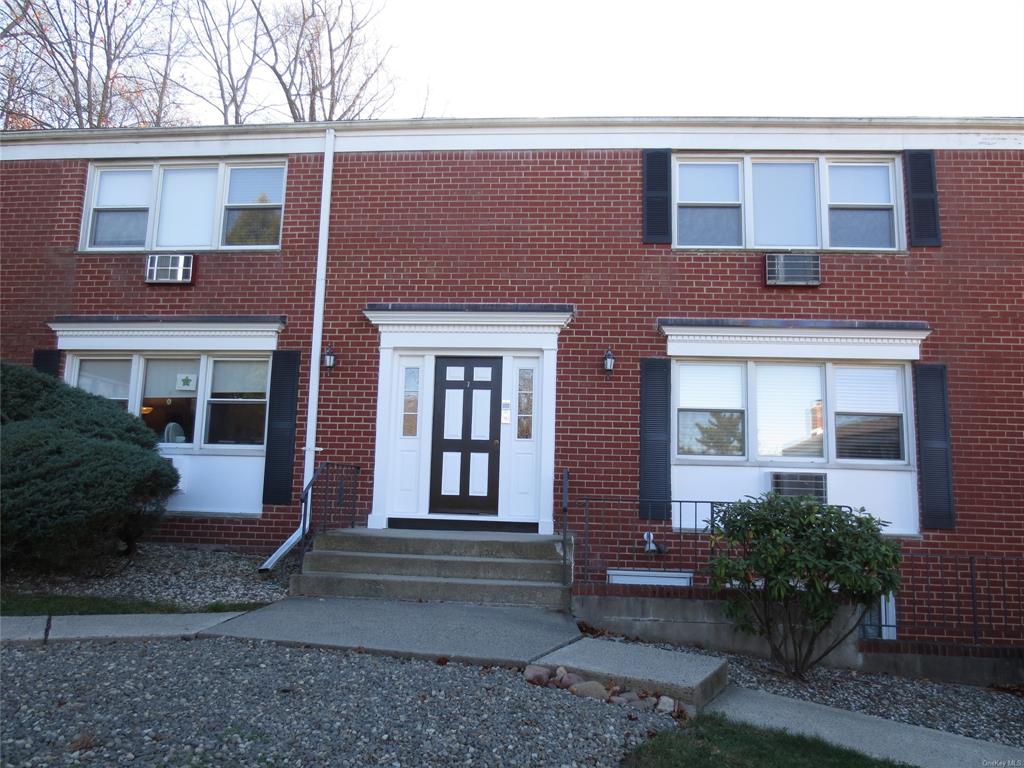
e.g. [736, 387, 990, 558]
[2, 117, 1022, 160]
[49, 320, 285, 352]
[660, 324, 931, 361]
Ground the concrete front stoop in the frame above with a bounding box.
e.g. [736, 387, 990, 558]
[290, 528, 571, 610]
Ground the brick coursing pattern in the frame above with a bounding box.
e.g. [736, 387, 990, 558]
[2, 148, 1021, 644]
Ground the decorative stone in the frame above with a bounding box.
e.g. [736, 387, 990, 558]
[555, 666, 568, 679]
[608, 696, 628, 705]
[523, 665, 551, 686]
[558, 672, 585, 689]
[618, 690, 640, 703]
[655, 696, 676, 714]
[570, 681, 610, 700]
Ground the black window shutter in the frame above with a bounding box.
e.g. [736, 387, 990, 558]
[32, 349, 60, 377]
[915, 363, 955, 529]
[905, 150, 942, 247]
[262, 350, 302, 506]
[643, 149, 672, 244]
[639, 358, 672, 520]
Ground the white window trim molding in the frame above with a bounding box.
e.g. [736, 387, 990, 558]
[364, 308, 574, 535]
[80, 159, 287, 253]
[671, 153, 906, 252]
[49, 319, 285, 352]
[659, 324, 931, 361]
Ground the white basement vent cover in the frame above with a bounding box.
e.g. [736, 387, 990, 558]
[145, 253, 193, 283]
[606, 569, 694, 587]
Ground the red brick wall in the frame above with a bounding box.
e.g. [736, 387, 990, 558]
[2, 147, 1021, 642]
[0, 154, 327, 552]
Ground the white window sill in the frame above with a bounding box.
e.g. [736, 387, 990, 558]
[76, 247, 282, 255]
[159, 446, 266, 458]
[163, 509, 262, 519]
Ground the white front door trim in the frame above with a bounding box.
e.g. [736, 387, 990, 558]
[365, 308, 573, 535]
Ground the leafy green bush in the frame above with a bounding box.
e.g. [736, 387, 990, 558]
[707, 493, 901, 678]
[1, 362, 179, 570]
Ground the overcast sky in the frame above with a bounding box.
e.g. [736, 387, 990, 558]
[373, 0, 1024, 120]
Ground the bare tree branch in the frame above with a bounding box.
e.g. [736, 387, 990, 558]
[255, 0, 392, 123]
[3, 0, 189, 128]
[184, 0, 266, 124]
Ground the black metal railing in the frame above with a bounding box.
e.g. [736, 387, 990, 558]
[573, 495, 858, 586]
[560, 469, 570, 586]
[860, 552, 1024, 646]
[573, 496, 730, 584]
[298, 462, 361, 563]
[570, 493, 1023, 647]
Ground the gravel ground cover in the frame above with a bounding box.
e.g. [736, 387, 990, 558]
[3, 545, 292, 610]
[601, 634, 1024, 748]
[0, 638, 675, 767]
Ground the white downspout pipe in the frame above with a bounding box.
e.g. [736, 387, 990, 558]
[259, 127, 335, 572]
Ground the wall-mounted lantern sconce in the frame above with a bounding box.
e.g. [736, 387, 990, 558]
[603, 347, 616, 376]
[322, 346, 336, 370]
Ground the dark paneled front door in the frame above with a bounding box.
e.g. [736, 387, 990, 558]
[429, 357, 502, 515]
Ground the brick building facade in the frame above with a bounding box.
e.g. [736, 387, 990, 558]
[2, 118, 1021, 650]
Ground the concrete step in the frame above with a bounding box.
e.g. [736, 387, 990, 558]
[535, 637, 729, 715]
[290, 571, 571, 610]
[314, 528, 568, 561]
[302, 550, 565, 582]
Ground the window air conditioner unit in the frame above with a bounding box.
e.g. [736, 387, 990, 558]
[765, 252, 820, 286]
[771, 472, 827, 503]
[145, 253, 193, 284]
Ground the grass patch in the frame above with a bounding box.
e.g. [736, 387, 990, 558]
[0, 591, 270, 616]
[622, 714, 908, 768]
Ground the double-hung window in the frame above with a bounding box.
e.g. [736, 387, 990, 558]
[673, 155, 903, 250]
[84, 162, 286, 250]
[676, 163, 743, 247]
[676, 362, 746, 456]
[675, 361, 909, 465]
[69, 354, 271, 451]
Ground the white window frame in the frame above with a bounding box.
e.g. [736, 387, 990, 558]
[65, 351, 272, 457]
[672, 154, 906, 252]
[81, 160, 287, 252]
[202, 357, 272, 448]
[672, 359, 915, 471]
[824, 161, 900, 250]
[674, 360, 747, 461]
[399, 363, 422, 438]
[675, 159, 745, 248]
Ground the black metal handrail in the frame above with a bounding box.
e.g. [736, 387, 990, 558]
[298, 461, 361, 564]
[560, 469, 570, 586]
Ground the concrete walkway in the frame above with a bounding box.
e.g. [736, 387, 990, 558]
[1, 612, 240, 644]
[203, 596, 581, 666]
[708, 685, 1024, 768]
[5, 599, 1023, 768]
